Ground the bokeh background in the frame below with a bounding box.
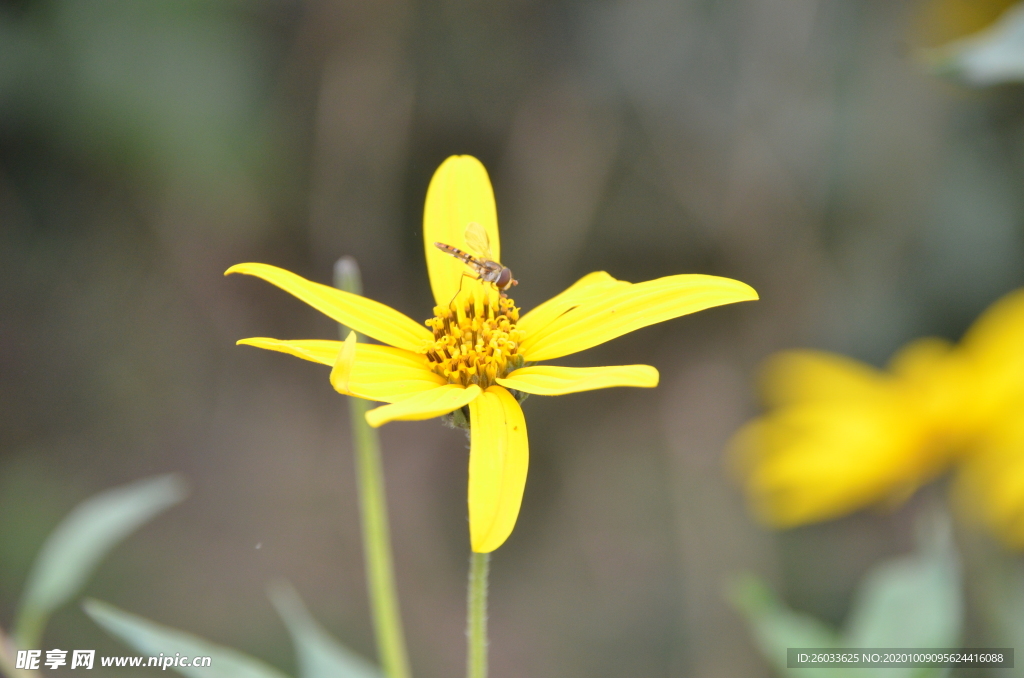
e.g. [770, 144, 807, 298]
[2, 0, 1024, 676]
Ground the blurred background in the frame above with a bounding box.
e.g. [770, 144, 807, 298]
[2, 0, 1023, 676]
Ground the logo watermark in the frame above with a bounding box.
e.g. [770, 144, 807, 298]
[16, 649, 212, 670]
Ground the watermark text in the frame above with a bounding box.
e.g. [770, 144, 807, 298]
[16, 649, 212, 670]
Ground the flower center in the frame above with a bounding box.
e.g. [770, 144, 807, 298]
[423, 287, 525, 389]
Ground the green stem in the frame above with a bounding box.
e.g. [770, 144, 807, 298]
[466, 552, 490, 678]
[335, 258, 411, 678]
[11, 608, 43, 656]
[0, 625, 40, 678]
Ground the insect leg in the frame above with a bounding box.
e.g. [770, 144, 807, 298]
[447, 272, 479, 307]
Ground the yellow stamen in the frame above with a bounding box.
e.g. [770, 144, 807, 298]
[423, 287, 525, 389]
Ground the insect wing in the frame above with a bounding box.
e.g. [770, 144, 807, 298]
[463, 222, 494, 261]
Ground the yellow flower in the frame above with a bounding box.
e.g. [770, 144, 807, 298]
[229, 155, 758, 552]
[951, 289, 1024, 547]
[731, 288, 1024, 542]
[955, 415, 1024, 547]
[912, 0, 1017, 48]
[912, 0, 1024, 85]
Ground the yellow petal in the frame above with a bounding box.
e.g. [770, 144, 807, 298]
[962, 288, 1024, 360]
[887, 337, 984, 434]
[226, 263, 432, 351]
[955, 415, 1024, 548]
[912, 0, 1018, 48]
[423, 156, 501, 307]
[759, 350, 890, 408]
[516, 271, 629, 337]
[496, 364, 658, 396]
[238, 337, 445, 402]
[888, 337, 955, 378]
[468, 386, 529, 553]
[730, 398, 943, 527]
[365, 384, 481, 428]
[961, 288, 1024, 398]
[237, 338, 344, 365]
[519, 274, 759, 361]
[329, 331, 358, 394]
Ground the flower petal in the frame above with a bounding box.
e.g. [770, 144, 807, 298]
[237, 337, 445, 402]
[365, 384, 481, 428]
[237, 338, 344, 366]
[516, 271, 629, 337]
[962, 288, 1024, 362]
[961, 288, 1024, 401]
[759, 350, 890, 408]
[227, 263, 432, 351]
[329, 331, 358, 394]
[423, 156, 501, 307]
[730, 398, 943, 527]
[955, 415, 1024, 548]
[496, 364, 658, 395]
[468, 386, 528, 553]
[519, 274, 759, 361]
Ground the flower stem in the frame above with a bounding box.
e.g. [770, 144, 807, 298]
[335, 258, 411, 678]
[466, 552, 490, 678]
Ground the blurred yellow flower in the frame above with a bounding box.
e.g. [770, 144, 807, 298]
[731, 289, 1024, 546]
[952, 290, 1024, 547]
[912, 0, 1017, 48]
[229, 155, 758, 553]
[913, 0, 1024, 86]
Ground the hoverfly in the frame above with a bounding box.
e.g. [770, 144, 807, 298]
[434, 222, 518, 296]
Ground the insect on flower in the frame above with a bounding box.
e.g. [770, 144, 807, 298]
[435, 222, 518, 296]
[228, 155, 759, 553]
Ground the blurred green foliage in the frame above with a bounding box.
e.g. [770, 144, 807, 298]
[731, 512, 961, 678]
[15, 474, 186, 649]
[1, 473, 384, 678]
[0, 475, 183, 674]
[86, 599, 291, 678]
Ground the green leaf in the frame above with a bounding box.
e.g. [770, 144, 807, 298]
[727, 574, 854, 678]
[729, 512, 962, 678]
[921, 2, 1024, 85]
[842, 513, 961, 646]
[976, 551, 1024, 651]
[842, 514, 960, 678]
[83, 598, 291, 678]
[269, 582, 382, 678]
[15, 474, 187, 648]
